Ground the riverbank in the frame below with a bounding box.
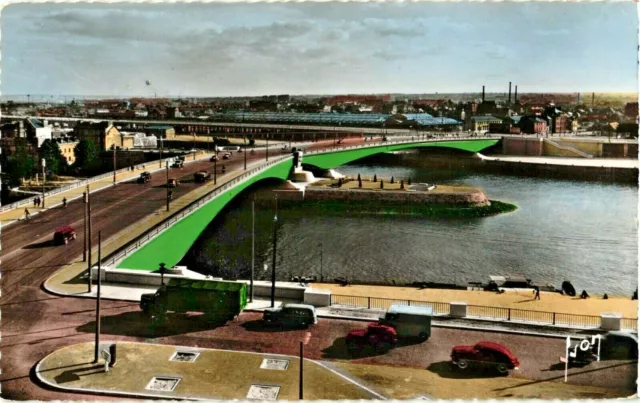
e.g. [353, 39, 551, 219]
[313, 283, 639, 318]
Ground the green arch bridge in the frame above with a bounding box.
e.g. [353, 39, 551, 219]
[117, 138, 499, 271]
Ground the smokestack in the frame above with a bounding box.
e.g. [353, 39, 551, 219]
[482, 86, 485, 102]
[508, 82, 512, 104]
[515, 86, 518, 103]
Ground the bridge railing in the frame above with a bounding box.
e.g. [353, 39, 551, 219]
[304, 135, 502, 157]
[0, 151, 210, 215]
[330, 294, 637, 330]
[102, 154, 293, 269]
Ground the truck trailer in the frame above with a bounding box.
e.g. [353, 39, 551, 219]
[140, 278, 248, 324]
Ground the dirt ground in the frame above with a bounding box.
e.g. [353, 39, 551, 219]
[313, 284, 638, 318]
[37, 342, 373, 400]
[336, 362, 633, 400]
[311, 178, 479, 194]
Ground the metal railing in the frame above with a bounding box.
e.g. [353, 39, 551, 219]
[0, 151, 210, 214]
[101, 154, 292, 269]
[304, 135, 502, 157]
[330, 294, 637, 330]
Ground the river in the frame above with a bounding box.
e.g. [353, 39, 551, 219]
[180, 152, 638, 296]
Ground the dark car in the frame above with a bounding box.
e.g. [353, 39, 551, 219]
[171, 160, 184, 168]
[137, 171, 151, 183]
[209, 155, 218, 162]
[451, 341, 520, 375]
[222, 153, 231, 160]
[600, 331, 638, 360]
[263, 304, 317, 329]
[194, 171, 211, 183]
[345, 322, 398, 354]
[167, 179, 180, 188]
[53, 226, 77, 245]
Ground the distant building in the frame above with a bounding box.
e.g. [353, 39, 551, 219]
[624, 102, 639, 120]
[518, 116, 548, 134]
[144, 125, 175, 139]
[25, 118, 53, 148]
[543, 106, 570, 134]
[74, 121, 123, 150]
[466, 115, 502, 132]
[56, 138, 79, 165]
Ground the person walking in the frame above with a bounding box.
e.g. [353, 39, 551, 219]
[36, 197, 41, 207]
[24, 208, 30, 220]
[62, 197, 67, 208]
[533, 286, 541, 300]
[33, 197, 38, 207]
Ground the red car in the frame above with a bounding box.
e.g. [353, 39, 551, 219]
[53, 226, 77, 245]
[450, 341, 519, 375]
[345, 322, 398, 354]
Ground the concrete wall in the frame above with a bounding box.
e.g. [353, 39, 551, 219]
[501, 137, 543, 156]
[542, 141, 583, 158]
[557, 139, 603, 156]
[305, 188, 489, 206]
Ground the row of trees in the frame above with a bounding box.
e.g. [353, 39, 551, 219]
[3, 138, 100, 188]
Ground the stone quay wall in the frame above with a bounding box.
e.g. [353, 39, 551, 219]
[304, 188, 489, 206]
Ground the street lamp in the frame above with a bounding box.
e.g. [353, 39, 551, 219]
[270, 194, 279, 308]
[159, 136, 164, 168]
[159, 262, 166, 286]
[165, 160, 170, 212]
[319, 242, 323, 283]
[41, 158, 46, 208]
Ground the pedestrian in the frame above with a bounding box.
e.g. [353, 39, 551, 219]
[580, 290, 590, 299]
[62, 197, 67, 208]
[24, 208, 30, 220]
[603, 293, 609, 300]
[533, 286, 541, 300]
[168, 190, 173, 200]
[36, 197, 41, 207]
[33, 197, 37, 207]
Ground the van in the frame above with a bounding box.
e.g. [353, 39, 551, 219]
[53, 226, 76, 245]
[379, 304, 432, 341]
[263, 303, 318, 328]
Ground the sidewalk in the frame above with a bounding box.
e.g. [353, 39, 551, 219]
[44, 156, 274, 298]
[36, 341, 378, 401]
[0, 151, 211, 226]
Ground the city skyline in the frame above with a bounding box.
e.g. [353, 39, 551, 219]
[2, 2, 638, 97]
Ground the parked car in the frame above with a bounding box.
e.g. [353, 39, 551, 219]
[450, 341, 519, 375]
[346, 322, 398, 354]
[209, 155, 218, 162]
[379, 304, 432, 341]
[222, 153, 232, 160]
[600, 331, 638, 360]
[194, 171, 211, 183]
[262, 304, 317, 328]
[167, 178, 180, 187]
[53, 226, 77, 245]
[567, 340, 599, 367]
[137, 171, 151, 183]
[172, 160, 184, 168]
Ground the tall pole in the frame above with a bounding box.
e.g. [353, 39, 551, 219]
[112, 145, 116, 185]
[299, 341, 304, 400]
[319, 243, 323, 283]
[94, 231, 102, 363]
[244, 141, 247, 170]
[41, 159, 46, 208]
[266, 134, 269, 161]
[83, 191, 87, 262]
[270, 194, 278, 308]
[250, 196, 255, 303]
[193, 133, 196, 160]
[166, 162, 170, 212]
[159, 137, 163, 168]
[87, 185, 92, 293]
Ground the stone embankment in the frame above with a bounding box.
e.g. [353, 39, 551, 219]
[304, 187, 489, 206]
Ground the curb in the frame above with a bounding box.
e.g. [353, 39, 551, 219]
[34, 341, 385, 401]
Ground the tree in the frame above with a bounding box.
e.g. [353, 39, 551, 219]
[74, 138, 100, 169]
[39, 139, 63, 175]
[373, 174, 377, 182]
[380, 180, 384, 189]
[6, 138, 35, 188]
[400, 180, 404, 190]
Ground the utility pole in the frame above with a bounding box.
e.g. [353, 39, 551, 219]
[244, 141, 247, 170]
[159, 137, 163, 168]
[165, 161, 170, 212]
[319, 242, 323, 283]
[270, 194, 278, 308]
[93, 231, 102, 363]
[214, 153, 217, 185]
[112, 145, 117, 185]
[41, 158, 46, 208]
[299, 341, 304, 400]
[266, 134, 269, 161]
[87, 185, 92, 293]
[250, 196, 255, 303]
[83, 191, 87, 262]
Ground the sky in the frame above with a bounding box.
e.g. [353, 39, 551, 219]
[2, 2, 638, 97]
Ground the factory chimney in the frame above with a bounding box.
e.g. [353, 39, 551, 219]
[508, 82, 512, 104]
[514, 85, 518, 103]
[482, 86, 485, 102]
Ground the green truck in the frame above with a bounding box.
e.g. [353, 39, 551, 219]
[140, 278, 248, 324]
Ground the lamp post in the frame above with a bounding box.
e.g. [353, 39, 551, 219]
[266, 134, 269, 161]
[86, 185, 92, 293]
[270, 194, 278, 308]
[112, 145, 117, 185]
[165, 161, 170, 212]
[319, 242, 323, 283]
[244, 137, 247, 170]
[93, 231, 103, 363]
[159, 263, 167, 286]
[83, 191, 87, 262]
[250, 196, 255, 303]
[159, 137, 164, 168]
[41, 158, 46, 208]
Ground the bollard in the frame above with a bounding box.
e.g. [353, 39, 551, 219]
[109, 344, 117, 367]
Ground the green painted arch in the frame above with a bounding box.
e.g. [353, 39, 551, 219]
[302, 139, 500, 170]
[118, 159, 294, 271]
